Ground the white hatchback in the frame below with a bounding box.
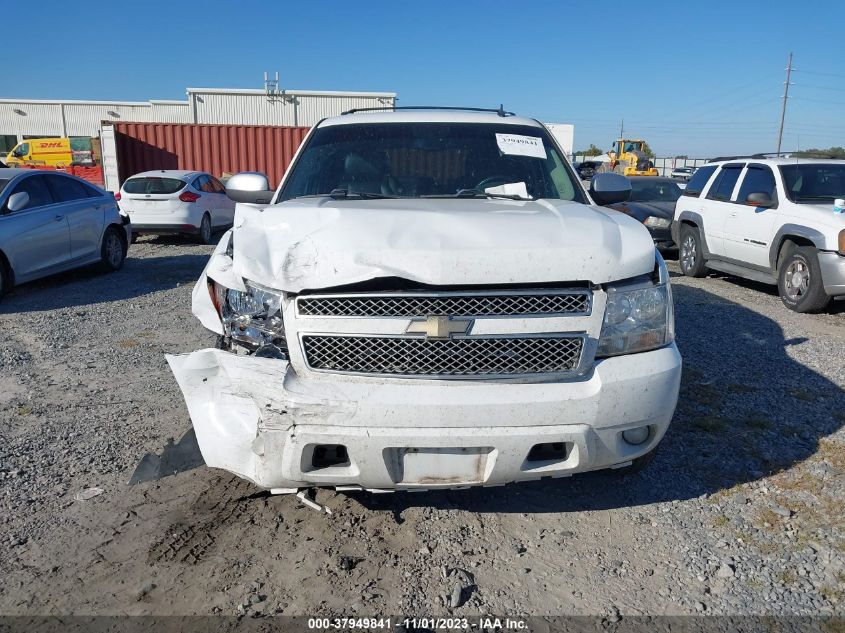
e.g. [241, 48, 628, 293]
[117, 170, 235, 244]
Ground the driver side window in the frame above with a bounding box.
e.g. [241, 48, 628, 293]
[4, 175, 54, 213]
[736, 166, 777, 204]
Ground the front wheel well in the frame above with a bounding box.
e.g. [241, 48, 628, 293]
[0, 249, 14, 287]
[776, 235, 816, 267]
[104, 223, 128, 253]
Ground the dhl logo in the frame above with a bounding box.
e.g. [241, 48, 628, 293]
[37, 142, 64, 148]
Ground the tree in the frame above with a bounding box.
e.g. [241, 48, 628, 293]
[575, 144, 603, 157]
[641, 141, 656, 159]
[794, 146, 845, 159]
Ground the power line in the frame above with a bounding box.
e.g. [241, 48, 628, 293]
[792, 68, 845, 80]
[791, 96, 844, 106]
[793, 83, 845, 93]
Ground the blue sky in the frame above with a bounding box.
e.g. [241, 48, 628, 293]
[5, 0, 844, 157]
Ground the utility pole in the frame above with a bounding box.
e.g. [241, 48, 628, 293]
[776, 52, 793, 155]
[620, 119, 624, 139]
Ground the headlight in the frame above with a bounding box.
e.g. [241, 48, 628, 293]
[597, 259, 674, 358]
[211, 279, 287, 354]
[643, 216, 671, 228]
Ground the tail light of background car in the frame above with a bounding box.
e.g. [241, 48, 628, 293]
[179, 191, 201, 203]
[114, 192, 121, 201]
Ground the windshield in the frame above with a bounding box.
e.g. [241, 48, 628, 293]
[629, 179, 682, 203]
[279, 122, 584, 203]
[123, 176, 186, 195]
[779, 164, 845, 203]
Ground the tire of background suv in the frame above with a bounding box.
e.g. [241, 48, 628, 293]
[777, 246, 831, 313]
[678, 225, 708, 277]
[197, 213, 212, 245]
[100, 227, 126, 272]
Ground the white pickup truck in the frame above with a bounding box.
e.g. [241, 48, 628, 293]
[167, 108, 681, 494]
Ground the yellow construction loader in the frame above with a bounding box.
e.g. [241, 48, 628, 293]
[604, 139, 658, 176]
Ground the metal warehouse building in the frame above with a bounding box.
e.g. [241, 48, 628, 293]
[0, 86, 397, 152]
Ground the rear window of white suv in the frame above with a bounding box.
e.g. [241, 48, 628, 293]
[123, 177, 186, 195]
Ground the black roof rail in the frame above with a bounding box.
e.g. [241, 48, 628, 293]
[707, 152, 791, 163]
[341, 105, 515, 117]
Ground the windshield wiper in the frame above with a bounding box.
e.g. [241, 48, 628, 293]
[793, 196, 835, 203]
[327, 188, 398, 200]
[423, 188, 534, 201]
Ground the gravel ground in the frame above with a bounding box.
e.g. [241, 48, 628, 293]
[0, 236, 843, 617]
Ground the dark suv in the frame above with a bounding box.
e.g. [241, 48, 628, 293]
[575, 160, 601, 181]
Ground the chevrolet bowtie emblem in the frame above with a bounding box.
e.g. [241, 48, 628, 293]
[405, 315, 473, 339]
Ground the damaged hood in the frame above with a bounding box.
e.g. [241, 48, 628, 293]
[228, 197, 656, 292]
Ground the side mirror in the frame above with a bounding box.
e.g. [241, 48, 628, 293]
[589, 173, 631, 206]
[745, 192, 774, 208]
[6, 191, 30, 212]
[225, 172, 275, 205]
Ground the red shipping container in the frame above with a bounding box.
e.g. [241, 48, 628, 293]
[111, 122, 311, 188]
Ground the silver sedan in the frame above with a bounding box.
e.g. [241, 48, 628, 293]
[0, 168, 131, 299]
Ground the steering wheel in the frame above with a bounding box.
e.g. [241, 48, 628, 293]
[474, 175, 509, 191]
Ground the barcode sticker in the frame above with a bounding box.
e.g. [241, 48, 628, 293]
[495, 133, 546, 159]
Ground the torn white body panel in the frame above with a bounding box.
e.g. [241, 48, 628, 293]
[166, 344, 681, 490]
[226, 197, 655, 293]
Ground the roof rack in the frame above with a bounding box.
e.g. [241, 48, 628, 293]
[341, 105, 515, 117]
[707, 152, 791, 162]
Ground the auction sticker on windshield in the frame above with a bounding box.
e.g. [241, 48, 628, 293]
[495, 133, 546, 159]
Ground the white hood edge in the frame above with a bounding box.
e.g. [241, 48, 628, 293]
[221, 197, 656, 293]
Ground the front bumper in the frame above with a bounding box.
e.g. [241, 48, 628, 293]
[124, 208, 202, 234]
[131, 223, 201, 235]
[167, 343, 682, 491]
[819, 251, 845, 296]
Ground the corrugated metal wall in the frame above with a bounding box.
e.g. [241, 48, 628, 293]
[191, 92, 395, 127]
[0, 102, 66, 137]
[109, 122, 310, 188]
[1, 91, 395, 141]
[0, 101, 192, 137]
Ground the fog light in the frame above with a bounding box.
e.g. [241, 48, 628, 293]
[622, 426, 650, 445]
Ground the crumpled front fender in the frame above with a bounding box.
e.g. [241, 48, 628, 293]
[190, 229, 247, 335]
[166, 349, 291, 483]
[166, 348, 357, 487]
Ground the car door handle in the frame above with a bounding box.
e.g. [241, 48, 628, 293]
[54, 215, 65, 221]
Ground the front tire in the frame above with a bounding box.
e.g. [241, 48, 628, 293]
[100, 227, 126, 272]
[778, 246, 831, 313]
[679, 225, 708, 277]
[197, 213, 212, 245]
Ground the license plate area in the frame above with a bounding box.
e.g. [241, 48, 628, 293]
[387, 447, 494, 486]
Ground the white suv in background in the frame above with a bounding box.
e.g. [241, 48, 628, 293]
[672, 158, 845, 312]
[116, 170, 235, 244]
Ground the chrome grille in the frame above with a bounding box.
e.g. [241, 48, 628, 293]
[296, 290, 591, 318]
[301, 335, 584, 378]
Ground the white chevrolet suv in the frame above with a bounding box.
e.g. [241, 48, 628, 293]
[672, 158, 845, 312]
[167, 108, 682, 494]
